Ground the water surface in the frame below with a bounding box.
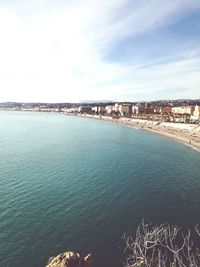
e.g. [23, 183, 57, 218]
[0, 111, 200, 267]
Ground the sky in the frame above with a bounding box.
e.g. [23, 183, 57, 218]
[0, 0, 200, 103]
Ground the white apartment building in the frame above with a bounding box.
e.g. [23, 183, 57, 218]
[105, 105, 114, 114]
[172, 106, 194, 115]
[192, 105, 200, 119]
[98, 106, 105, 114]
[92, 106, 105, 114]
[132, 105, 139, 114]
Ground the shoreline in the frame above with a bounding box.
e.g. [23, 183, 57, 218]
[75, 114, 200, 153]
[1, 110, 200, 153]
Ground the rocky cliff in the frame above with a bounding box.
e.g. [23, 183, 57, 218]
[45, 251, 92, 267]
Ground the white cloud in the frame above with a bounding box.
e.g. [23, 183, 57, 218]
[0, 0, 200, 102]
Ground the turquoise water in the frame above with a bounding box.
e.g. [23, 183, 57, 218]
[0, 111, 200, 267]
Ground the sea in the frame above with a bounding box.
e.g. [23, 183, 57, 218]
[0, 111, 200, 267]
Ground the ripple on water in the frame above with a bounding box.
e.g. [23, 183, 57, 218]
[0, 112, 200, 267]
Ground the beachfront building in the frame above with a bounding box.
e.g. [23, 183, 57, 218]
[132, 105, 146, 115]
[114, 103, 119, 113]
[192, 105, 200, 120]
[92, 106, 105, 114]
[172, 106, 194, 115]
[161, 107, 172, 115]
[119, 104, 132, 116]
[193, 105, 200, 117]
[98, 106, 105, 114]
[105, 105, 114, 115]
[132, 105, 139, 115]
[78, 106, 92, 114]
[145, 108, 155, 114]
[62, 107, 79, 113]
[160, 107, 173, 122]
[153, 107, 162, 114]
[172, 106, 195, 123]
[92, 106, 98, 113]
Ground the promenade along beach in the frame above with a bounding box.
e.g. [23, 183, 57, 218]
[77, 114, 200, 152]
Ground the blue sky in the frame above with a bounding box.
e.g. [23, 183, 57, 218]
[0, 0, 200, 102]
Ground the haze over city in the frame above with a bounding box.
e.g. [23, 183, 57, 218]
[0, 0, 200, 103]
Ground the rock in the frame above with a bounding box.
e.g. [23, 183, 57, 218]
[45, 251, 93, 267]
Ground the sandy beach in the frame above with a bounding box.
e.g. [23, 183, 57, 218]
[77, 114, 200, 152]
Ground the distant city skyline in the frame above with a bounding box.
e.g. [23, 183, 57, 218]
[0, 0, 200, 102]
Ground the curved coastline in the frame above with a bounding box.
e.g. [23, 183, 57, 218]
[1, 110, 200, 152]
[73, 114, 200, 153]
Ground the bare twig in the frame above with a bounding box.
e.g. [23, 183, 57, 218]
[123, 222, 200, 267]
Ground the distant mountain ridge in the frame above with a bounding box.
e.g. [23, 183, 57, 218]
[0, 99, 200, 109]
